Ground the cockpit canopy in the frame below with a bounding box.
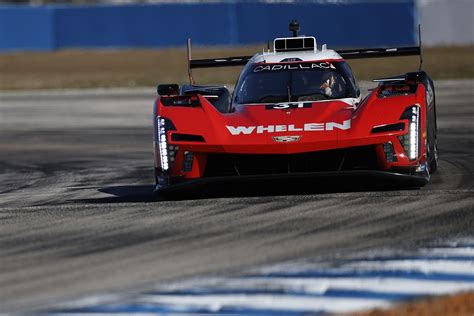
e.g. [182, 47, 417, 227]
[233, 60, 359, 105]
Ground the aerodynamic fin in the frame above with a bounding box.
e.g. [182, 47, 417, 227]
[186, 37, 252, 83]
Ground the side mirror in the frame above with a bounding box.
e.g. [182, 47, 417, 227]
[157, 84, 179, 96]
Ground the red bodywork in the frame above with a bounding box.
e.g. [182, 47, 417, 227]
[153, 78, 434, 189]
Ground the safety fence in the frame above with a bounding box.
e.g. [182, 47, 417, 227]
[0, 1, 416, 51]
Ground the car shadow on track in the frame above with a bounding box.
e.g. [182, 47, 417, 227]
[72, 176, 420, 204]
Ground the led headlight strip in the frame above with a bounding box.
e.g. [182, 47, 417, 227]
[157, 117, 170, 171]
[408, 106, 420, 160]
[398, 105, 420, 161]
[156, 116, 178, 172]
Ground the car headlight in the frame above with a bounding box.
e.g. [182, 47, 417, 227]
[156, 116, 177, 172]
[398, 105, 420, 161]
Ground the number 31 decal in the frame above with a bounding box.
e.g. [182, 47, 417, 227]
[265, 102, 312, 110]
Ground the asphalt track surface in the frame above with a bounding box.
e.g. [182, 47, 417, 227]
[0, 81, 473, 313]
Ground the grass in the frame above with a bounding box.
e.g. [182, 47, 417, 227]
[0, 46, 473, 90]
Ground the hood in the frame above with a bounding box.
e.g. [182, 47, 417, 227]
[159, 96, 355, 154]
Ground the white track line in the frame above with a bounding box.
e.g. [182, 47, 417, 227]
[138, 294, 391, 313]
[210, 277, 474, 296]
[420, 247, 474, 257]
[47, 242, 474, 315]
[343, 259, 474, 275]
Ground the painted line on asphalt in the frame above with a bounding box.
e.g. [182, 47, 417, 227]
[45, 239, 474, 315]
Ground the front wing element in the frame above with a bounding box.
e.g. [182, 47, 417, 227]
[155, 170, 429, 193]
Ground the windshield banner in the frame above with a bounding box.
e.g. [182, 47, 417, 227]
[253, 62, 336, 72]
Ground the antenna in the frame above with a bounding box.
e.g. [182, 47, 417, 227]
[418, 24, 423, 71]
[289, 20, 300, 37]
[187, 38, 195, 85]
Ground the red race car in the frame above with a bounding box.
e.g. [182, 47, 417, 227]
[153, 21, 438, 193]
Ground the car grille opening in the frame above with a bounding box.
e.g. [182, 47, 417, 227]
[171, 133, 205, 142]
[204, 146, 379, 177]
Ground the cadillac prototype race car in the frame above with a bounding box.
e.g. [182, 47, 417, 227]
[153, 22, 438, 192]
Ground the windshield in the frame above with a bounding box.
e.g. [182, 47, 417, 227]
[233, 61, 358, 104]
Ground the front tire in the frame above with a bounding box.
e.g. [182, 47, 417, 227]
[429, 140, 439, 173]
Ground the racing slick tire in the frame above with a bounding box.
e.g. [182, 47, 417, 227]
[429, 140, 439, 174]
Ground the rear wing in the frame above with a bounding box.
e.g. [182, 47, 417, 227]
[188, 46, 420, 66]
[189, 56, 252, 69]
[186, 25, 423, 83]
[337, 46, 420, 59]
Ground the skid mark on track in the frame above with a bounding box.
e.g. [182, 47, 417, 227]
[43, 239, 474, 315]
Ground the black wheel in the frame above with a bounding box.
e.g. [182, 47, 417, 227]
[426, 78, 438, 174]
[429, 140, 439, 173]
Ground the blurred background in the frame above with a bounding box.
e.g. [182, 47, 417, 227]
[0, 0, 472, 89]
